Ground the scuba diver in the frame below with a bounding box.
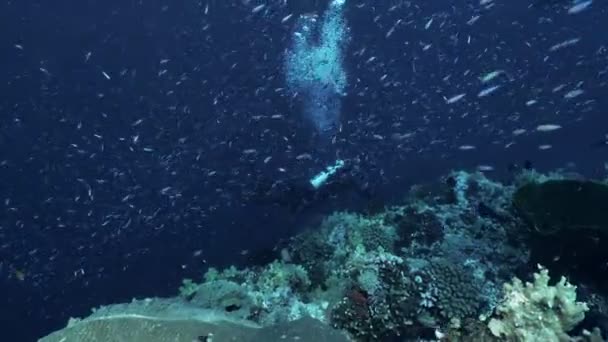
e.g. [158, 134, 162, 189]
[248, 157, 376, 214]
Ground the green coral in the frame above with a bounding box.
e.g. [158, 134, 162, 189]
[488, 266, 589, 341]
[513, 179, 608, 289]
[513, 179, 608, 235]
[256, 261, 311, 293]
[203, 265, 244, 283]
[178, 278, 199, 299]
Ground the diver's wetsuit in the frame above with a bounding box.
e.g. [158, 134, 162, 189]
[251, 159, 374, 213]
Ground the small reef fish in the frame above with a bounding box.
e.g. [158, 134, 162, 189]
[568, 0, 593, 14]
[445, 93, 466, 104]
[479, 70, 504, 83]
[536, 124, 562, 132]
[477, 85, 501, 97]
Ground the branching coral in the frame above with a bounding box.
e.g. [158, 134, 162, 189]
[488, 266, 589, 342]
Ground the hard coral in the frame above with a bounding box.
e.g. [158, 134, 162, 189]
[488, 266, 589, 342]
[417, 258, 484, 323]
[190, 280, 257, 320]
[289, 230, 333, 288]
[330, 289, 374, 340]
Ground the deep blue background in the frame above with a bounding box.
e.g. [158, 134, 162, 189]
[0, 0, 607, 340]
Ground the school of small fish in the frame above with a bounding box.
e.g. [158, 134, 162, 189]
[1, 0, 605, 306]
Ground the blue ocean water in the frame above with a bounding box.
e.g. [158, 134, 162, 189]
[1, 0, 607, 340]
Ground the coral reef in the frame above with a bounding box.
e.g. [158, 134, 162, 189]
[172, 170, 608, 341]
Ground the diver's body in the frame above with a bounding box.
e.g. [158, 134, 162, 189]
[250, 157, 374, 213]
